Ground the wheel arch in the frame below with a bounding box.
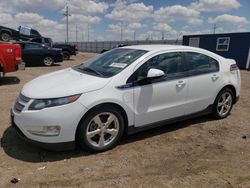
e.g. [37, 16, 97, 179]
[216, 85, 237, 104]
[0, 29, 12, 35]
[75, 102, 129, 140]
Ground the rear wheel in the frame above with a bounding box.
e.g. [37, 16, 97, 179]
[63, 51, 70, 60]
[76, 105, 125, 152]
[43, 56, 54, 66]
[0, 32, 11, 42]
[212, 88, 234, 119]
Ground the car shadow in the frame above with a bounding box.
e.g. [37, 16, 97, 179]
[1, 115, 214, 163]
[25, 64, 62, 67]
[0, 76, 20, 85]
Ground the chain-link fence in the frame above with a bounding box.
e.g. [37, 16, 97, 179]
[69, 40, 182, 53]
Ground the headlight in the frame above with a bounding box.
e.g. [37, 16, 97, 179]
[28, 94, 81, 110]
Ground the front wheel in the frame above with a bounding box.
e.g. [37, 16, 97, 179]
[76, 105, 125, 152]
[43, 56, 54, 66]
[212, 88, 234, 119]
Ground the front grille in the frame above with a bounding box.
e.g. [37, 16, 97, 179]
[14, 94, 31, 113]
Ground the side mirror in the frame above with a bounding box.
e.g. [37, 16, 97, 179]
[147, 68, 165, 79]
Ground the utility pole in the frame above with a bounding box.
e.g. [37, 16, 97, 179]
[162, 31, 164, 40]
[120, 23, 123, 41]
[63, 4, 71, 43]
[82, 32, 84, 42]
[134, 31, 136, 41]
[176, 32, 182, 44]
[76, 24, 78, 43]
[87, 24, 90, 42]
[213, 24, 217, 34]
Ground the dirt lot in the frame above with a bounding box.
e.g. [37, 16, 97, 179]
[0, 53, 250, 187]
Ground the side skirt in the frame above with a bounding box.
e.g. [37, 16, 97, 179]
[127, 105, 213, 135]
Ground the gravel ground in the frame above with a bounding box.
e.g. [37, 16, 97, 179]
[0, 53, 250, 188]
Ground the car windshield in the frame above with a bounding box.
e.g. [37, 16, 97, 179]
[73, 48, 147, 78]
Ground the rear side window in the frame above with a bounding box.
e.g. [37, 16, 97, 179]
[185, 52, 219, 75]
[31, 38, 42, 43]
[25, 43, 42, 49]
[31, 30, 40, 36]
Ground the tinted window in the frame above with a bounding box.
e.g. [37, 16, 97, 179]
[185, 52, 219, 75]
[31, 38, 42, 43]
[128, 52, 186, 83]
[25, 43, 42, 49]
[31, 30, 40, 35]
[44, 38, 51, 43]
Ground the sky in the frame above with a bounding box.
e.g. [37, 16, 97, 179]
[0, 0, 249, 42]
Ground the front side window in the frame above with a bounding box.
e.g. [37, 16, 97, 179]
[185, 52, 219, 75]
[216, 37, 230, 51]
[128, 52, 186, 83]
[74, 48, 147, 78]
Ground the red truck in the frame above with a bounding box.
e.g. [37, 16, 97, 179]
[0, 42, 24, 77]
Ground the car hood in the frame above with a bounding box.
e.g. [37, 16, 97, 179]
[22, 68, 112, 99]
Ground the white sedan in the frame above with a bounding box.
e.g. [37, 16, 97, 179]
[11, 45, 241, 152]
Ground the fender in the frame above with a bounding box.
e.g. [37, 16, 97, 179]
[0, 29, 12, 35]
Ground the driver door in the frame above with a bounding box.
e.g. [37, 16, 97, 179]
[130, 52, 189, 127]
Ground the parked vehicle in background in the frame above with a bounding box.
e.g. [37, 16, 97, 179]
[11, 45, 241, 152]
[0, 42, 24, 77]
[53, 43, 78, 60]
[0, 25, 41, 42]
[15, 41, 63, 66]
[30, 37, 53, 47]
[101, 44, 128, 53]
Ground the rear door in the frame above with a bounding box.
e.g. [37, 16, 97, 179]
[184, 52, 221, 114]
[23, 43, 44, 64]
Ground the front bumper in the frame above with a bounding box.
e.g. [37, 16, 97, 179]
[11, 99, 88, 151]
[11, 115, 75, 151]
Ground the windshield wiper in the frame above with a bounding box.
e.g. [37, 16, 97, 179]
[80, 67, 103, 76]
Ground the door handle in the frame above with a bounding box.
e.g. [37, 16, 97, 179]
[211, 74, 219, 81]
[176, 80, 186, 88]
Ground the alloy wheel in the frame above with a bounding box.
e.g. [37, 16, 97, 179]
[43, 57, 54, 66]
[217, 91, 233, 117]
[1, 33, 10, 42]
[86, 112, 119, 148]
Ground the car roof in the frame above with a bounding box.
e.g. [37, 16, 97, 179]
[122, 44, 225, 60]
[122, 44, 201, 52]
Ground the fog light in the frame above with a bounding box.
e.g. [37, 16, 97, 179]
[27, 126, 61, 137]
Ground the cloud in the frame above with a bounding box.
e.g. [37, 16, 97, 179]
[106, 0, 153, 22]
[154, 5, 203, 25]
[68, 14, 101, 25]
[208, 14, 249, 24]
[15, 12, 43, 25]
[0, 0, 109, 14]
[190, 0, 241, 12]
[68, 0, 109, 15]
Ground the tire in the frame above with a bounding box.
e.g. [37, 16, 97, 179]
[0, 32, 11, 42]
[63, 51, 70, 60]
[43, 56, 54, 66]
[212, 88, 234, 119]
[76, 105, 125, 152]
